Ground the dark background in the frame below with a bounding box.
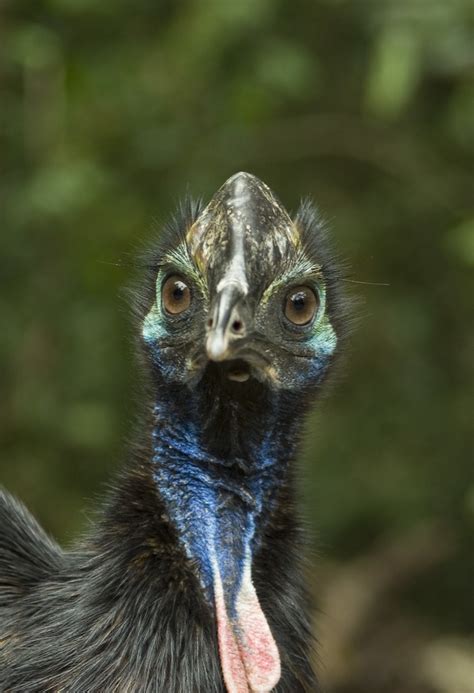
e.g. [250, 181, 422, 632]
[1, 1, 473, 690]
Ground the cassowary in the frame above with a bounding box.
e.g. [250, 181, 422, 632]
[0, 172, 347, 692]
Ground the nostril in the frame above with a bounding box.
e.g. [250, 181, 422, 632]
[231, 320, 243, 334]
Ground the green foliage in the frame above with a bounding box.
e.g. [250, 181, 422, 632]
[1, 0, 472, 659]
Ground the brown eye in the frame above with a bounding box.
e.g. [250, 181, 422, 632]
[162, 275, 191, 315]
[284, 286, 319, 326]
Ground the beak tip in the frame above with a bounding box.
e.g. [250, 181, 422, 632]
[206, 331, 229, 362]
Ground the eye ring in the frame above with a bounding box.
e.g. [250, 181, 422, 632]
[284, 286, 319, 327]
[161, 275, 192, 316]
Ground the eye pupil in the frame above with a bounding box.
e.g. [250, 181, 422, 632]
[292, 293, 306, 310]
[162, 275, 191, 315]
[173, 284, 185, 301]
[284, 286, 319, 326]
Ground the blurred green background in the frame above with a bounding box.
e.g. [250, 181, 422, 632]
[1, 1, 473, 690]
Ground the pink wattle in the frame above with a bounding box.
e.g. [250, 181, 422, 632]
[213, 561, 249, 693]
[234, 559, 281, 692]
[212, 554, 281, 693]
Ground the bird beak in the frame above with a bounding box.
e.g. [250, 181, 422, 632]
[206, 283, 246, 362]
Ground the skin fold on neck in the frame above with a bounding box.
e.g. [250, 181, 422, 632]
[150, 376, 305, 692]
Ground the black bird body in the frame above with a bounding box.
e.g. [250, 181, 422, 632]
[0, 173, 347, 692]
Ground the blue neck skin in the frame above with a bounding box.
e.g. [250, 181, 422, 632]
[150, 380, 304, 615]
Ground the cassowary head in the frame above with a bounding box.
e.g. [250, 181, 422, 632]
[140, 172, 343, 393]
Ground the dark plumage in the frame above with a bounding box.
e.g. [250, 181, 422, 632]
[0, 173, 349, 692]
